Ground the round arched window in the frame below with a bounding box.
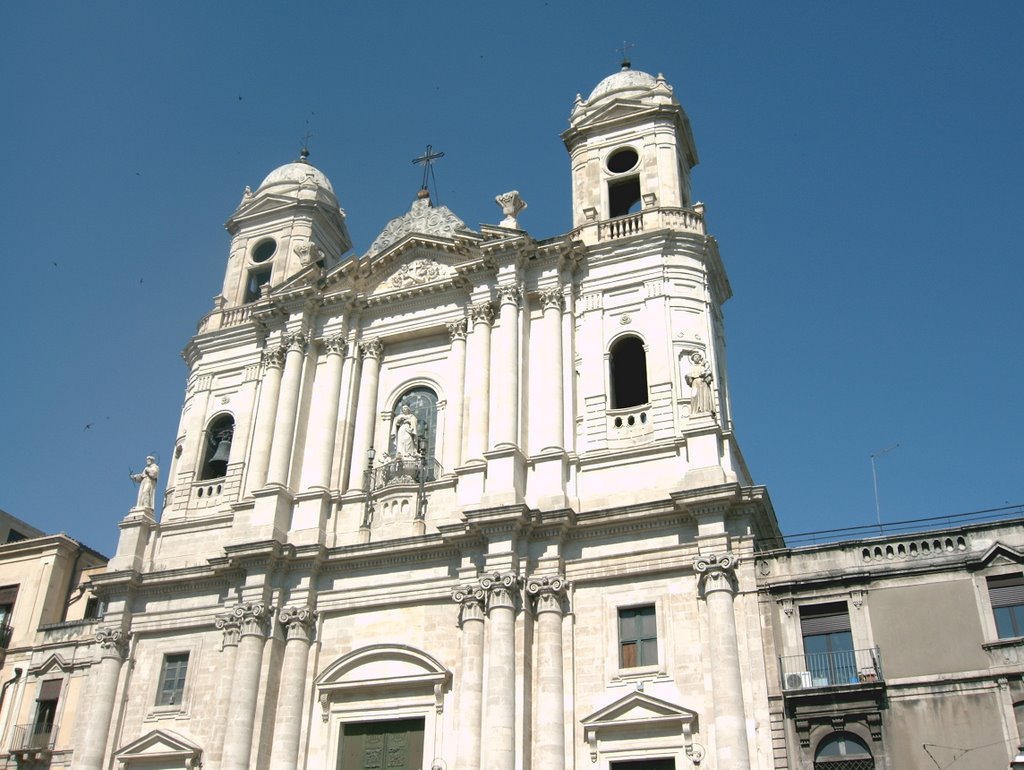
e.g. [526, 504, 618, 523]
[607, 147, 639, 174]
[814, 732, 874, 770]
[251, 238, 277, 263]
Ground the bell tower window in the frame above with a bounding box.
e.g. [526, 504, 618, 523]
[609, 336, 648, 409]
[244, 268, 271, 302]
[609, 176, 641, 218]
[200, 415, 234, 480]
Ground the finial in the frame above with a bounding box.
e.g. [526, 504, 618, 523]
[299, 147, 310, 163]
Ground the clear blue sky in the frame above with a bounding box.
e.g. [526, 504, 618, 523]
[1, 2, 1021, 557]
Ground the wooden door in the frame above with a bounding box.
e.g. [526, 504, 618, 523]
[339, 718, 425, 770]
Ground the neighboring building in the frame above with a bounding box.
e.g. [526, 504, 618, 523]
[0, 523, 107, 770]
[56, 62, 1022, 770]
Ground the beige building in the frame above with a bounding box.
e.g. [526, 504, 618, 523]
[54, 62, 1024, 770]
[0, 511, 106, 769]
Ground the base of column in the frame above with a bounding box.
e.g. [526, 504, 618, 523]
[530, 448, 571, 510]
[455, 461, 487, 508]
[290, 489, 332, 546]
[233, 485, 293, 543]
[481, 446, 527, 507]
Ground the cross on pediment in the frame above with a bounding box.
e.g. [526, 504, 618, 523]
[412, 144, 445, 191]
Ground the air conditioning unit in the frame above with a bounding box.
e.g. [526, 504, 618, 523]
[785, 671, 813, 690]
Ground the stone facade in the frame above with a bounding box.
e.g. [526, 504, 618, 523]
[47, 63, 1024, 770]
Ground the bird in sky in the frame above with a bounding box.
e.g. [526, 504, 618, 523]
[84, 423, 93, 431]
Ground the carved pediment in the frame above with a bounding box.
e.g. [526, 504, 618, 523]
[582, 690, 698, 727]
[114, 729, 202, 768]
[316, 643, 450, 692]
[28, 653, 74, 676]
[366, 197, 470, 259]
[372, 256, 459, 296]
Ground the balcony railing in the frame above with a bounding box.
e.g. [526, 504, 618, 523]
[370, 457, 443, 489]
[11, 722, 57, 752]
[579, 206, 707, 243]
[779, 647, 883, 691]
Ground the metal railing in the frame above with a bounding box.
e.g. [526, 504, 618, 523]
[11, 722, 57, 751]
[779, 647, 883, 691]
[370, 457, 443, 488]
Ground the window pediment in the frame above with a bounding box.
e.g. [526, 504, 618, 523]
[316, 644, 450, 694]
[969, 541, 1024, 569]
[581, 691, 701, 763]
[114, 728, 202, 768]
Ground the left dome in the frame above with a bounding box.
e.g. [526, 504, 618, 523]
[256, 152, 334, 194]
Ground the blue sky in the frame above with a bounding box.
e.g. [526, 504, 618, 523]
[1, 2, 1021, 557]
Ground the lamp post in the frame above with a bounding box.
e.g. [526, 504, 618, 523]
[415, 431, 428, 522]
[362, 447, 376, 528]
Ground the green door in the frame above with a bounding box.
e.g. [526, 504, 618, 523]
[340, 719, 425, 770]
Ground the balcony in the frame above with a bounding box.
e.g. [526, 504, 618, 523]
[780, 647, 883, 691]
[574, 206, 707, 245]
[11, 722, 57, 755]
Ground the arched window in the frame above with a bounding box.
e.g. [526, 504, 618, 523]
[609, 336, 648, 409]
[200, 415, 234, 480]
[389, 387, 438, 479]
[814, 732, 874, 770]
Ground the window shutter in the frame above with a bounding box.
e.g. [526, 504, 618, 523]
[800, 602, 851, 636]
[988, 574, 1024, 607]
[37, 679, 61, 701]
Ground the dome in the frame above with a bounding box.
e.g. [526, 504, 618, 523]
[257, 151, 334, 194]
[587, 66, 658, 102]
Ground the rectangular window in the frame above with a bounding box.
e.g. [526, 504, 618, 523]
[156, 653, 189, 706]
[244, 267, 272, 303]
[619, 605, 658, 668]
[32, 679, 61, 748]
[800, 602, 855, 686]
[988, 573, 1024, 639]
[0, 585, 17, 649]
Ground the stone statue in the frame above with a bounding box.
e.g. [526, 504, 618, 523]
[391, 405, 419, 457]
[685, 352, 715, 415]
[130, 456, 159, 510]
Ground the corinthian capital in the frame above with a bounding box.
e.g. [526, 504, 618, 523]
[279, 606, 319, 642]
[322, 334, 347, 357]
[262, 345, 287, 371]
[480, 572, 521, 612]
[285, 332, 308, 353]
[446, 318, 468, 342]
[359, 337, 384, 361]
[451, 584, 486, 624]
[693, 552, 740, 595]
[95, 627, 131, 660]
[526, 575, 568, 615]
[469, 301, 495, 326]
[230, 602, 272, 638]
[496, 283, 522, 307]
[538, 286, 565, 312]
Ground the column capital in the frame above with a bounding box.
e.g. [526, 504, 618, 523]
[262, 345, 287, 370]
[285, 331, 308, 353]
[452, 584, 486, 624]
[279, 606, 319, 642]
[446, 317, 468, 342]
[321, 333, 347, 357]
[693, 552, 740, 595]
[538, 286, 565, 312]
[526, 575, 568, 615]
[359, 337, 384, 361]
[496, 283, 523, 307]
[95, 627, 131, 660]
[469, 301, 495, 327]
[480, 571, 521, 612]
[215, 614, 242, 648]
[230, 601, 273, 638]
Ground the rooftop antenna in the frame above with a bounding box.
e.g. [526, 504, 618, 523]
[870, 443, 900, 532]
[412, 144, 445, 204]
[616, 40, 634, 69]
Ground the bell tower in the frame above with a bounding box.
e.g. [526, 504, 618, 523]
[562, 62, 699, 233]
[220, 150, 351, 308]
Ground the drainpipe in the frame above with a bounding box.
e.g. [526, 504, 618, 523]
[0, 667, 22, 713]
[61, 543, 85, 622]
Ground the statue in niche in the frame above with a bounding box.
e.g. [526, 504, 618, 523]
[130, 455, 159, 509]
[686, 352, 715, 415]
[391, 404, 419, 458]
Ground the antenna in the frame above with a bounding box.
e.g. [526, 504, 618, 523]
[870, 443, 900, 532]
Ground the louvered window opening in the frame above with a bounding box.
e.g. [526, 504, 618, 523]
[988, 573, 1024, 638]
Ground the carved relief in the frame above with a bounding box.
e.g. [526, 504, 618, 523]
[366, 197, 467, 258]
[292, 239, 324, 266]
[446, 318, 468, 342]
[359, 338, 384, 361]
[693, 552, 739, 595]
[279, 606, 319, 643]
[495, 190, 527, 228]
[469, 301, 495, 326]
[526, 575, 568, 614]
[381, 258, 456, 291]
[538, 287, 565, 312]
[322, 334, 347, 357]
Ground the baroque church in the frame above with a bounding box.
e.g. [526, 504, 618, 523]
[37, 63, 1024, 770]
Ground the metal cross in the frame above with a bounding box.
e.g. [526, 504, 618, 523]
[412, 144, 445, 190]
[616, 40, 634, 66]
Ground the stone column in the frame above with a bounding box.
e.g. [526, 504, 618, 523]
[694, 553, 750, 770]
[247, 346, 286, 493]
[347, 338, 384, 492]
[266, 332, 308, 488]
[74, 628, 130, 770]
[466, 303, 493, 461]
[305, 334, 347, 490]
[493, 285, 522, 449]
[451, 584, 486, 770]
[527, 576, 568, 770]
[482, 572, 519, 770]
[269, 607, 319, 770]
[444, 319, 468, 472]
[538, 288, 565, 452]
[207, 616, 242, 770]
[221, 603, 271, 770]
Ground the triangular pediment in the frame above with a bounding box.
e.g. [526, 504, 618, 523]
[581, 690, 698, 728]
[114, 729, 202, 764]
[969, 541, 1024, 570]
[368, 252, 463, 298]
[29, 653, 74, 676]
[366, 197, 472, 259]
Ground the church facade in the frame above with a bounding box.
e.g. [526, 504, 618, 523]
[48, 64, 1024, 770]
